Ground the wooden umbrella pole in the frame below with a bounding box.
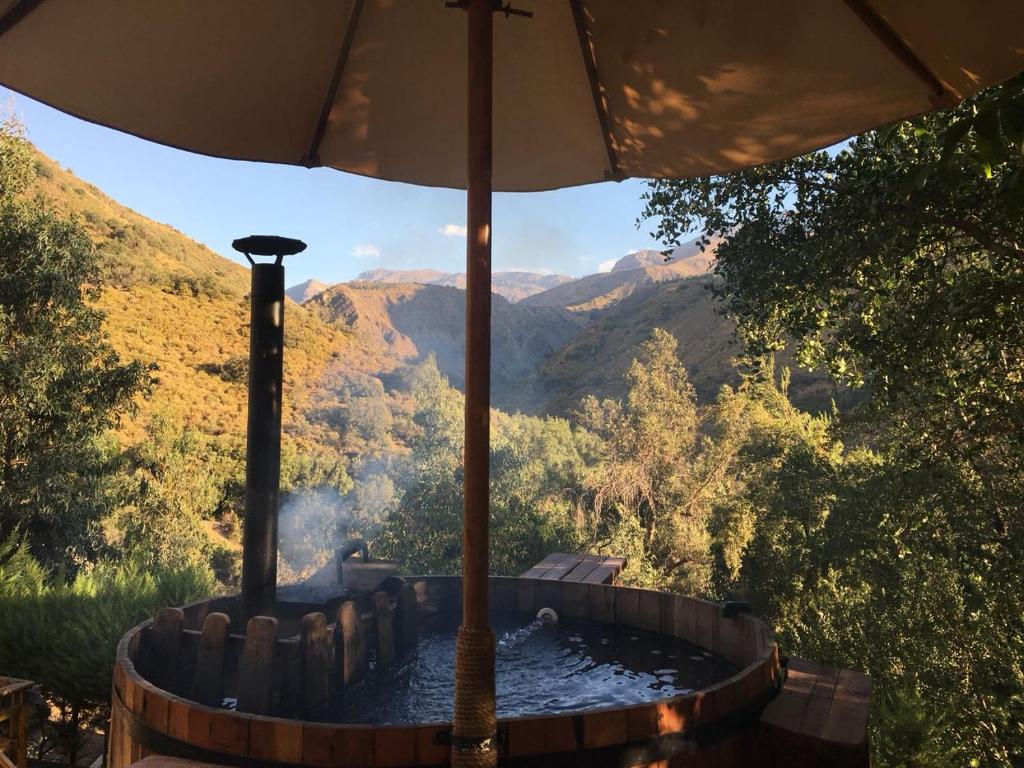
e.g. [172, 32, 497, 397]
[452, 0, 496, 765]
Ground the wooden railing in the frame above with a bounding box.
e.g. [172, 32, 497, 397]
[0, 677, 30, 768]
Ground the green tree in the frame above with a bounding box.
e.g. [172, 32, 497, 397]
[0, 121, 151, 567]
[110, 415, 220, 570]
[376, 357, 585, 575]
[577, 329, 714, 593]
[642, 76, 1024, 766]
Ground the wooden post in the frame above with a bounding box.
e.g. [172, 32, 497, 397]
[237, 616, 278, 715]
[395, 582, 419, 657]
[339, 601, 367, 688]
[148, 607, 184, 692]
[453, 0, 497, 764]
[300, 612, 331, 716]
[15, 694, 26, 768]
[373, 592, 397, 673]
[191, 612, 230, 706]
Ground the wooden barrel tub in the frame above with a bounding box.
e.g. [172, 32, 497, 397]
[108, 576, 781, 768]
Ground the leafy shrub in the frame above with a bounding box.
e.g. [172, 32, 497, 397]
[0, 532, 214, 762]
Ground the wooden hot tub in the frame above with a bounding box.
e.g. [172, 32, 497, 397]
[107, 576, 782, 767]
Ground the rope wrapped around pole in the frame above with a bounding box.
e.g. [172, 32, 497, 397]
[452, 626, 497, 766]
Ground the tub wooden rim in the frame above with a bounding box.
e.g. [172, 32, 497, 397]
[109, 576, 781, 767]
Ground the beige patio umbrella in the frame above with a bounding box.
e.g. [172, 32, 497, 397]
[1, 1, 1021, 765]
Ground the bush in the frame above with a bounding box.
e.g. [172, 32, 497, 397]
[0, 533, 215, 763]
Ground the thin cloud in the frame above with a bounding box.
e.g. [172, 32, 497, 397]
[597, 258, 617, 273]
[351, 243, 381, 259]
[439, 224, 468, 238]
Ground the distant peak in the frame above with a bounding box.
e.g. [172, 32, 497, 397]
[611, 241, 717, 274]
[285, 278, 329, 303]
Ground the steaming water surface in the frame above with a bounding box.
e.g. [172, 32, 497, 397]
[325, 612, 735, 724]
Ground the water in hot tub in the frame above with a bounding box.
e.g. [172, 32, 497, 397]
[326, 612, 735, 724]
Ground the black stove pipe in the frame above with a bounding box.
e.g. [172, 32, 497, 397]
[232, 235, 305, 622]
[240, 262, 284, 621]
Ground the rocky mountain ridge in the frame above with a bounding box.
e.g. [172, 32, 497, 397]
[355, 268, 573, 302]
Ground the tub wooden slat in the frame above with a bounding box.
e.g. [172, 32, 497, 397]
[394, 583, 419, 657]
[614, 587, 641, 627]
[515, 578, 536, 613]
[331, 728, 375, 767]
[147, 608, 184, 692]
[638, 589, 663, 633]
[373, 593, 397, 673]
[534, 579, 562, 614]
[185, 706, 250, 755]
[190, 612, 229, 707]
[561, 581, 588, 619]
[586, 581, 615, 623]
[339, 601, 367, 688]
[627, 704, 658, 741]
[582, 708, 628, 749]
[236, 616, 277, 715]
[165, 696, 189, 741]
[374, 727, 416, 767]
[301, 723, 333, 765]
[505, 717, 546, 758]
[250, 717, 303, 763]
[300, 613, 331, 716]
[415, 725, 449, 765]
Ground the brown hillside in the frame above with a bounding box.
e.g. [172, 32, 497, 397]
[28, 150, 350, 447]
[306, 281, 583, 407]
[527, 277, 854, 416]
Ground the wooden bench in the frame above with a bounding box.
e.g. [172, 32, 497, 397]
[758, 657, 872, 767]
[520, 552, 626, 584]
[0, 677, 31, 768]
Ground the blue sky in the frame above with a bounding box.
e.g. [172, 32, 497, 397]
[4, 88, 668, 287]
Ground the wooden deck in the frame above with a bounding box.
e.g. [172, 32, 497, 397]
[759, 657, 872, 767]
[519, 552, 626, 584]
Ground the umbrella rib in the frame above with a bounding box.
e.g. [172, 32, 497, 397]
[842, 0, 959, 107]
[302, 0, 366, 167]
[568, 0, 620, 180]
[0, 0, 45, 38]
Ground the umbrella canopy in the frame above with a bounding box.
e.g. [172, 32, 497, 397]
[3, 2, 1022, 767]
[1, 0, 1022, 191]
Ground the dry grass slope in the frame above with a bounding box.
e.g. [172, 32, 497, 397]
[28, 150, 351, 448]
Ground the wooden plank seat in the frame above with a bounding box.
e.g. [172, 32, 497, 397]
[758, 657, 872, 767]
[520, 552, 626, 584]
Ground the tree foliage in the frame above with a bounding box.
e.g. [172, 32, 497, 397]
[576, 329, 713, 592]
[642, 76, 1024, 767]
[0, 121, 151, 568]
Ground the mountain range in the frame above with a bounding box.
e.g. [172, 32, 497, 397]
[26, 141, 846, 454]
[353, 268, 574, 302]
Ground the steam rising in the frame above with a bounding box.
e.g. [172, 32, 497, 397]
[277, 462, 399, 585]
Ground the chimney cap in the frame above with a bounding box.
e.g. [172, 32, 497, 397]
[232, 235, 306, 259]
